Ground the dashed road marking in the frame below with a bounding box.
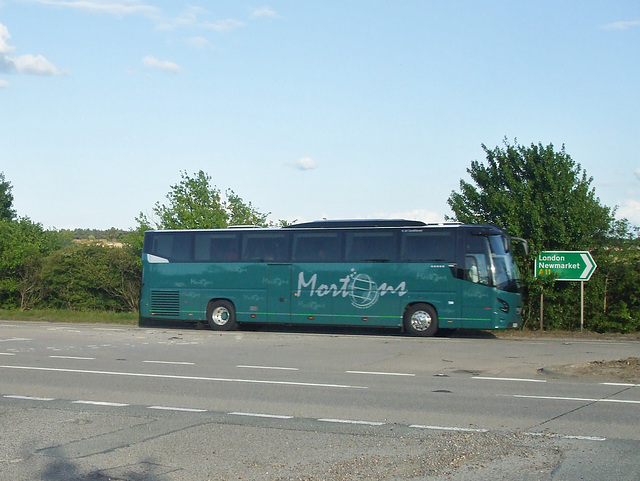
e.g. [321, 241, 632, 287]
[143, 360, 195, 365]
[4, 394, 55, 401]
[50, 356, 95, 360]
[319, 418, 386, 426]
[346, 370, 415, 377]
[229, 412, 294, 419]
[513, 394, 640, 405]
[525, 432, 606, 441]
[148, 406, 207, 412]
[410, 424, 488, 433]
[2, 393, 611, 442]
[72, 400, 129, 407]
[601, 382, 639, 387]
[237, 365, 299, 371]
[473, 376, 546, 383]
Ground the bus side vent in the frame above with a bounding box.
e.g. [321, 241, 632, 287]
[150, 290, 180, 317]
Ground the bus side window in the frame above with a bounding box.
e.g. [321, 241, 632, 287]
[292, 233, 341, 262]
[401, 231, 455, 262]
[194, 233, 240, 262]
[345, 232, 397, 262]
[465, 256, 479, 283]
[465, 235, 491, 285]
[150, 233, 193, 263]
[242, 233, 290, 262]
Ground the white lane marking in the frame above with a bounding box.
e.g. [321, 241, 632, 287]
[346, 370, 415, 377]
[601, 382, 639, 387]
[410, 424, 488, 433]
[237, 365, 299, 371]
[72, 400, 129, 407]
[143, 360, 195, 365]
[0, 338, 32, 342]
[514, 394, 640, 405]
[50, 356, 96, 360]
[0, 353, 16, 356]
[148, 406, 207, 412]
[561, 434, 607, 441]
[93, 328, 124, 331]
[319, 418, 386, 426]
[4, 395, 55, 401]
[473, 376, 546, 383]
[525, 432, 606, 442]
[0, 365, 367, 390]
[229, 412, 294, 419]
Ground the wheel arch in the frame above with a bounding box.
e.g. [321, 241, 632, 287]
[402, 302, 439, 337]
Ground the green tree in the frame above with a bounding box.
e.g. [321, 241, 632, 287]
[587, 220, 640, 333]
[0, 172, 16, 221]
[446, 139, 632, 331]
[138, 170, 269, 230]
[0, 217, 62, 309]
[41, 242, 141, 312]
[226, 188, 269, 227]
[447, 139, 613, 253]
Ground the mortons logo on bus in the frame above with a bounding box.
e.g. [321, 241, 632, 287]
[297, 269, 408, 309]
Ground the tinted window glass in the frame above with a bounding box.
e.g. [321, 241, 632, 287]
[242, 233, 290, 262]
[345, 231, 397, 262]
[145, 233, 193, 263]
[194, 232, 240, 262]
[465, 233, 491, 285]
[401, 230, 455, 262]
[292, 232, 342, 262]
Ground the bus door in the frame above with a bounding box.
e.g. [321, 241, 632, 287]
[461, 232, 496, 329]
[267, 263, 292, 323]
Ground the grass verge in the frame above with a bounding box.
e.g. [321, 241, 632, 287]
[0, 309, 138, 325]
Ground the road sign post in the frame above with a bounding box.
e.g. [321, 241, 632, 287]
[535, 251, 597, 332]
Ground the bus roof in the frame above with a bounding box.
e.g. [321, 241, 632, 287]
[144, 220, 510, 234]
[285, 219, 459, 229]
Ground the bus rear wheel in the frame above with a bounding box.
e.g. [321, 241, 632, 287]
[207, 300, 238, 331]
[403, 304, 438, 337]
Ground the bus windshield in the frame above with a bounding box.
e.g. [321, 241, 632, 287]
[488, 234, 521, 293]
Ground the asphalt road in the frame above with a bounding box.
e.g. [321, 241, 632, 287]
[0, 320, 638, 480]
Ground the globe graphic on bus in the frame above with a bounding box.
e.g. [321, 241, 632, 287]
[349, 273, 380, 309]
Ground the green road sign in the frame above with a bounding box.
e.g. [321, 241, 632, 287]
[535, 251, 597, 281]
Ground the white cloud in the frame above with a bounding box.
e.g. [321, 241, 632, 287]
[13, 54, 62, 75]
[34, 0, 158, 17]
[0, 79, 10, 88]
[0, 23, 15, 54]
[202, 19, 245, 32]
[618, 199, 640, 226]
[142, 55, 182, 73]
[251, 7, 280, 19]
[289, 157, 318, 171]
[600, 20, 640, 30]
[184, 36, 212, 49]
[0, 22, 63, 76]
[156, 6, 209, 31]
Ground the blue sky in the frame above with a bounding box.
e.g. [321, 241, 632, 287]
[1, 1, 639, 230]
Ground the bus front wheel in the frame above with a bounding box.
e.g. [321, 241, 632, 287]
[403, 304, 438, 337]
[207, 300, 238, 331]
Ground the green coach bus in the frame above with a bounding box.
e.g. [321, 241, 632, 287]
[140, 220, 525, 336]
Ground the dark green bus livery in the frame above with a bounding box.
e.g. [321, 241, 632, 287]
[140, 220, 524, 336]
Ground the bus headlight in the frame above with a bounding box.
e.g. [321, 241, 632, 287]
[497, 298, 509, 313]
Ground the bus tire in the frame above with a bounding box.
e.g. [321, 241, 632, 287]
[403, 303, 438, 337]
[206, 300, 238, 331]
